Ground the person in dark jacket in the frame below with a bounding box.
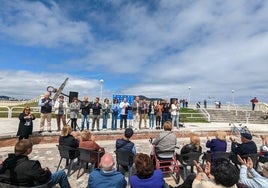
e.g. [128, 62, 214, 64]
[59, 125, 79, 160]
[206, 131, 227, 153]
[17, 106, 35, 140]
[92, 97, 102, 131]
[230, 132, 257, 156]
[115, 128, 136, 171]
[0, 139, 71, 187]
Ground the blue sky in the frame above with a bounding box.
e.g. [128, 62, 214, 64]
[1, 0, 268, 105]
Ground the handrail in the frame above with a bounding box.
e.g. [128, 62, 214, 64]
[198, 108, 210, 122]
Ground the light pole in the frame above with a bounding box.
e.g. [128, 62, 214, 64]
[188, 86, 191, 105]
[100, 79, 104, 102]
[231, 90, 235, 105]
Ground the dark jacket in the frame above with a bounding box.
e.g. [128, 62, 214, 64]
[16, 113, 35, 137]
[92, 102, 102, 115]
[115, 139, 135, 154]
[59, 134, 79, 159]
[231, 141, 257, 155]
[81, 101, 91, 115]
[0, 154, 51, 186]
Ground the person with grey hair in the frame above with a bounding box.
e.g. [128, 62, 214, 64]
[88, 153, 127, 188]
[38, 92, 54, 133]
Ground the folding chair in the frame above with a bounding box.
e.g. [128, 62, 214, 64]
[176, 152, 202, 180]
[77, 148, 104, 179]
[56, 145, 79, 176]
[114, 150, 135, 184]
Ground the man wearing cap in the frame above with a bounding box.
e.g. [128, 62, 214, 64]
[230, 132, 257, 156]
[238, 155, 268, 187]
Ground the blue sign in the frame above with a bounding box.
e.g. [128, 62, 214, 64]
[113, 94, 134, 119]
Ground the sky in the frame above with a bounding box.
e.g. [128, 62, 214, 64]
[1, 0, 268, 105]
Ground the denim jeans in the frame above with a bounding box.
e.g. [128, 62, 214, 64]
[49, 170, 71, 188]
[149, 114, 155, 128]
[81, 114, 90, 130]
[111, 112, 118, 130]
[102, 112, 108, 129]
[162, 113, 169, 128]
[171, 115, 179, 127]
[120, 114, 127, 129]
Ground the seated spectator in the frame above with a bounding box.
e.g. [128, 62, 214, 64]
[260, 135, 268, 157]
[130, 153, 168, 188]
[115, 128, 136, 155]
[151, 121, 177, 158]
[206, 131, 227, 153]
[180, 134, 202, 161]
[79, 130, 105, 164]
[192, 158, 239, 188]
[230, 133, 257, 156]
[59, 125, 79, 162]
[88, 153, 127, 188]
[238, 155, 268, 187]
[0, 139, 71, 188]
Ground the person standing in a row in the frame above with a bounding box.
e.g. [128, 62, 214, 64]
[69, 97, 80, 131]
[80, 96, 91, 131]
[111, 98, 120, 130]
[54, 95, 68, 131]
[119, 97, 130, 129]
[92, 97, 102, 131]
[39, 92, 54, 133]
[102, 98, 110, 130]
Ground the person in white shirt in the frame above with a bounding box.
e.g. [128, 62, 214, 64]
[119, 97, 130, 129]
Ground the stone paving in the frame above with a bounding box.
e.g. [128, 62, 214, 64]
[0, 118, 267, 187]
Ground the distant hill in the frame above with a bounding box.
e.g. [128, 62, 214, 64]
[138, 95, 163, 101]
[0, 95, 11, 100]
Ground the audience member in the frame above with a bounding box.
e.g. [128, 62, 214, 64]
[230, 133, 257, 156]
[111, 98, 120, 130]
[206, 131, 227, 153]
[116, 128, 136, 154]
[69, 97, 81, 131]
[0, 139, 71, 187]
[151, 121, 177, 158]
[54, 95, 68, 131]
[179, 134, 202, 162]
[17, 106, 35, 140]
[38, 92, 54, 133]
[192, 158, 239, 188]
[80, 96, 91, 131]
[88, 153, 127, 188]
[59, 125, 79, 160]
[79, 130, 105, 165]
[119, 97, 130, 129]
[115, 128, 136, 171]
[260, 135, 268, 157]
[130, 153, 167, 188]
[92, 97, 102, 131]
[102, 98, 110, 130]
[238, 155, 268, 187]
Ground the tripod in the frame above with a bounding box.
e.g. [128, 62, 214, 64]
[67, 118, 81, 131]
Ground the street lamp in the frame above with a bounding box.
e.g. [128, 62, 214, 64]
[231, 90, 235, 104]
[100, 79, 104, 101]
[188, 86, 191, 105]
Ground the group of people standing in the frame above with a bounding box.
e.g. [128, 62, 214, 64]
[16, 92, 185, 140]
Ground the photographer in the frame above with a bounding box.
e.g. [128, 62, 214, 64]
[17, 106, 36, 140]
